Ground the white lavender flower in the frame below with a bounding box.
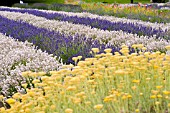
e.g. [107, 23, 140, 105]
[0, 33, 62, 96]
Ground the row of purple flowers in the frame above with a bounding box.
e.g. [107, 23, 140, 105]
[0, 7, 168, 39]
[0, 15, 122, 64]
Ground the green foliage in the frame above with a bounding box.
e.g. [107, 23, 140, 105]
[11, 60, 27, 70]
[44, 0, 65, 4]
[82, 0, 150, 3]
[49, 3, 83, 12]
[23, 0, 64, 4]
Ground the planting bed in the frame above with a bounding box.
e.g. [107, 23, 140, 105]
[0, 5, 170, 113]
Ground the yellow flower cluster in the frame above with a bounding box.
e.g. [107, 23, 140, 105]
[1, 44, 170, 113]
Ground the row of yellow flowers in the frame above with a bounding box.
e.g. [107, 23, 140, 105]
[80, 3, 170, 19]
[1, 44, 170, 113]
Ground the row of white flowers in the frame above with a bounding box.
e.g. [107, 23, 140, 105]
[0, 10, 169, 51]
[0, 33, 62, 96]
[1, 6, 169, 31]
[43, 10, 170, 31]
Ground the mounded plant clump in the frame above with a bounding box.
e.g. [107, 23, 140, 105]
[1, 44, 170, 113]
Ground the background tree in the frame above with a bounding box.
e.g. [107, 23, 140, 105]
[0, 0, 20, 6]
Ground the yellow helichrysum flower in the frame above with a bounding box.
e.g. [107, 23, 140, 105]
[168, 103, 170, 107]
[29, 72, 37, 77]
[0, 95, 4, 100]
[35, 112, 45, 113]
[104, 48, 112, 53]
[65, 108, 73, 113]
[85, 101, 91, 105]
[37, 97, 46, 102]
[72, 57, 79, 63]
[22, 83, 27, 88]
[50, 105, 56, 110]
[121, 44, 128, 48]
[69, 77, 80, 84]
[91, 90, 96, 95]
[132, 80, 140, 83]
[75, 92, 85, 97]
[120, 48, 129, 53]
[114, 52, 120, 56]
[49, 71, 58, 75]
[12, 93, 20, 99]
[32, 79, 40, 84]
[77, 61, 85, 67]
[156, 86, 163, 89]
[144, 52, 150, 56]
[165, 55, 170, 60]
[131, 86, 137, 90]
[43, 86, 51, 91]
[136, 44, 144, 49]
[73, 98, 81, 104]
[127, 94, 132, 99]
[157, 94, 162, 98]
[163, 91, 170, 95]
[87, 80, 95, 84]
[165, 45, 170, 50]
[37, 72, 46, 76]
[25, 108, 31, 113]
[41, 76, 49, 81]
[77, 56, 82, 60]
[105, 53, 112, 57]
[94, 104, 103, 110]
[151, 90, 159, 95]
[0, 107, 5, 112]
[122, 95, 127, 100]
[155, 101, 160, 105]
[140, 93, 143, 96]
[142, 47, 147, 51]
[114, 70, 125, 75]
[21, 71, 31, 77]
[150, 95, 156, 99]
[132, 44, 137, 49]
[6, 98, 15, 104]
[135, 109, 139, 112]
[131, 53, 137, 56]
[27, 91, 35, 97]
[146, 78, 151, 81]
[91, 48, 99, 53]
[66, 86, 77, 91]
[104, 97, 112, 102]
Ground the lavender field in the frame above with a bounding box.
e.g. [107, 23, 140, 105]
[0, 5, 170, 113]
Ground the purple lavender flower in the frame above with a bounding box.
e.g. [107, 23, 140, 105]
[0, 7, 168, 39]
[0, 15, 121, 64]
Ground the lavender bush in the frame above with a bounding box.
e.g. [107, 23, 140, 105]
[42, 10, 170, 32]
[0, 33, 62, 97]
[0, 15, 120, 64]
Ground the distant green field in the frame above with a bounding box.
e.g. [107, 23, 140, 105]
[23, 0, 150, 4]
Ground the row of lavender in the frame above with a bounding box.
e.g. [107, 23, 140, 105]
[0, 10, 169, 50]
[0, 12, 117, 64]
[0, 7, 169, 39]
[0, 9, 169, 61]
